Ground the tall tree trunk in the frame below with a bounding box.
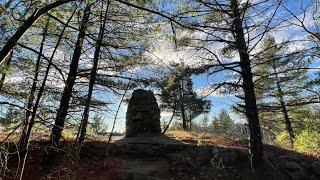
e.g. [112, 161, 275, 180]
[162, 104, 176, 134]
[0, 51, 13, 91]
[231, 0, 263, 165]
[49, 5, 91, 154]
[0, 0, 76, 64]
[272, 61, 295, 147]
[181, 105, 188, 131]
[189, 117, 192, 132]
[179, 80, 188, 131]
[19, 17, 50, 153]
[78, 1, 110, 146]
[17, 11, 77, 168]
[21, 10, 76, 174]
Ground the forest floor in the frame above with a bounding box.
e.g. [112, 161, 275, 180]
[1, 131, 320, 180]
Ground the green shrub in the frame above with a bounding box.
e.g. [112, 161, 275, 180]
[294, 130, 320, 153]
[4, 123, 17, 132]
[275, 131, 292, 148]
[86, 125, 95, 137]
[62, 129, 75, 139]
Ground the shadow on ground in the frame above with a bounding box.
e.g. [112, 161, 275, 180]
[79, 134, 320, 180]
[3, 134, 320, 180]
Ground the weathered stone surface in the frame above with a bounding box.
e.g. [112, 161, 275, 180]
[278, 156, 308, 180]
[310, 161, 320, 176]
[116, 158, 169, 180]
[126, 89, 161, 137]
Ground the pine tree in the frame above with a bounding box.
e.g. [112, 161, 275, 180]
[169, 0, 271, 164]
[45, 3, 92, 166]
[159, 64, 211, 131]
[211, 109, 234, 137]
[254, 36, 311, 147]
[91, 114, 106, 135]
[77, 0, 110, 147]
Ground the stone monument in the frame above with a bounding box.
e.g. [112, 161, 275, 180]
[125, 89, 161, 137]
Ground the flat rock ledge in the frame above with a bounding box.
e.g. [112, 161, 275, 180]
[110, 135, 248, 164]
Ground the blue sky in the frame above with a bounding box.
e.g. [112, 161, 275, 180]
[97, 0, 319, 132]
[0, 0, 318, 133]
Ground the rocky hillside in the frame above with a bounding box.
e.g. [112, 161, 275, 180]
[4, 132, 320, 180]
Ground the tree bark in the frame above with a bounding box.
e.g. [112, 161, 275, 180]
[0, 0, 76, 64]
[49, 5, 91, 151]
[230, 0, 263, 165]
[78, 1, 110, 146]
[20, 9, 77, 163]
[19, 17, 50, 153]
[162, 105, 176, 134]
[0, 51, 13, 91]
[189, 111, 192, 132]
[178, 80, 188, 131]
[181, 105, 188, 130]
